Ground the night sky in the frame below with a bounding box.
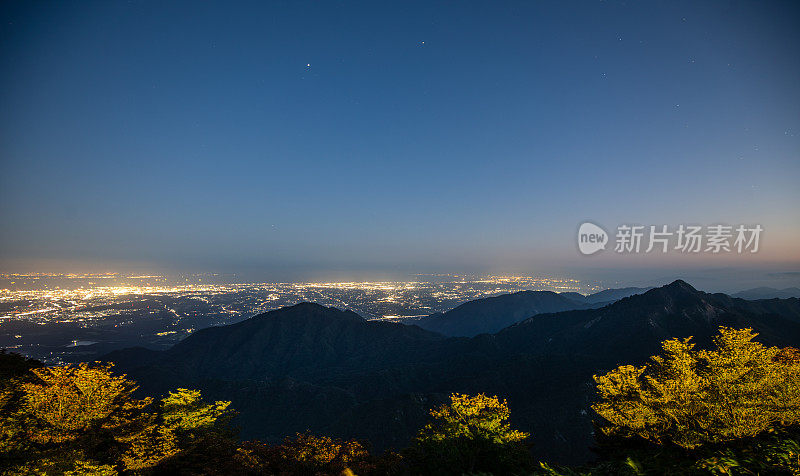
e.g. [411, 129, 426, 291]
[1, 1, 798, 284]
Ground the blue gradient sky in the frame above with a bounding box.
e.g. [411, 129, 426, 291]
[1, 1, 798, 285]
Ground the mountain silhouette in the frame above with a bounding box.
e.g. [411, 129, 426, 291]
[732, 286, 800, 300]
[402, 286, 652, 337]
[107, 280, 800, 465]
[497, 280, 800, 365]
[409, 290, 595, 337]
[558, 291, 587, 302]
[581, 285, 653, 304]
[108, 302, 443, 383]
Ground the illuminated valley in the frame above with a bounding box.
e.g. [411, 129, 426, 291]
[0, 273, 596, 363]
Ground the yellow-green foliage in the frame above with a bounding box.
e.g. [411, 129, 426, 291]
[161, 388, 231, 433]
[418, 393, 529, 445]
[21, 363, 149, 444]
[0, 362, 233, 475]
[232, 432, 383, 475]
[5, 454, 117, 476]
[593, 327, 800, 449]
[281, 432, 370, 467]
[117, 421, 179, 471]
[408, 393, 532, 475]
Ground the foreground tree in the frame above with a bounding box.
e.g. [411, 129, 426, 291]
[0, 360, 235, 475]
[232, 432, 399, 476]
[405, 393, 533, 475]
[590, 327, 800, 474]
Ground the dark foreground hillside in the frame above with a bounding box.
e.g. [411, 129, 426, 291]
[106, 281, 800, 465]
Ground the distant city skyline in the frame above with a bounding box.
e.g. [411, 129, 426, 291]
[1, 1, 798, 287]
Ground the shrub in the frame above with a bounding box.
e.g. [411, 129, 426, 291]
[406, 393, 533, 475]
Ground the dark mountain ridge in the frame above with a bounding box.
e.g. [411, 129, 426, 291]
[106, 281, 800, 465]
[561, 286, 653, 304]
[409, 290, 595, 337]
[109, 302, 444, 383]
[404, 285, 654, 337]
[732, 286, 800, 300]
[498, 280, 800, 366]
